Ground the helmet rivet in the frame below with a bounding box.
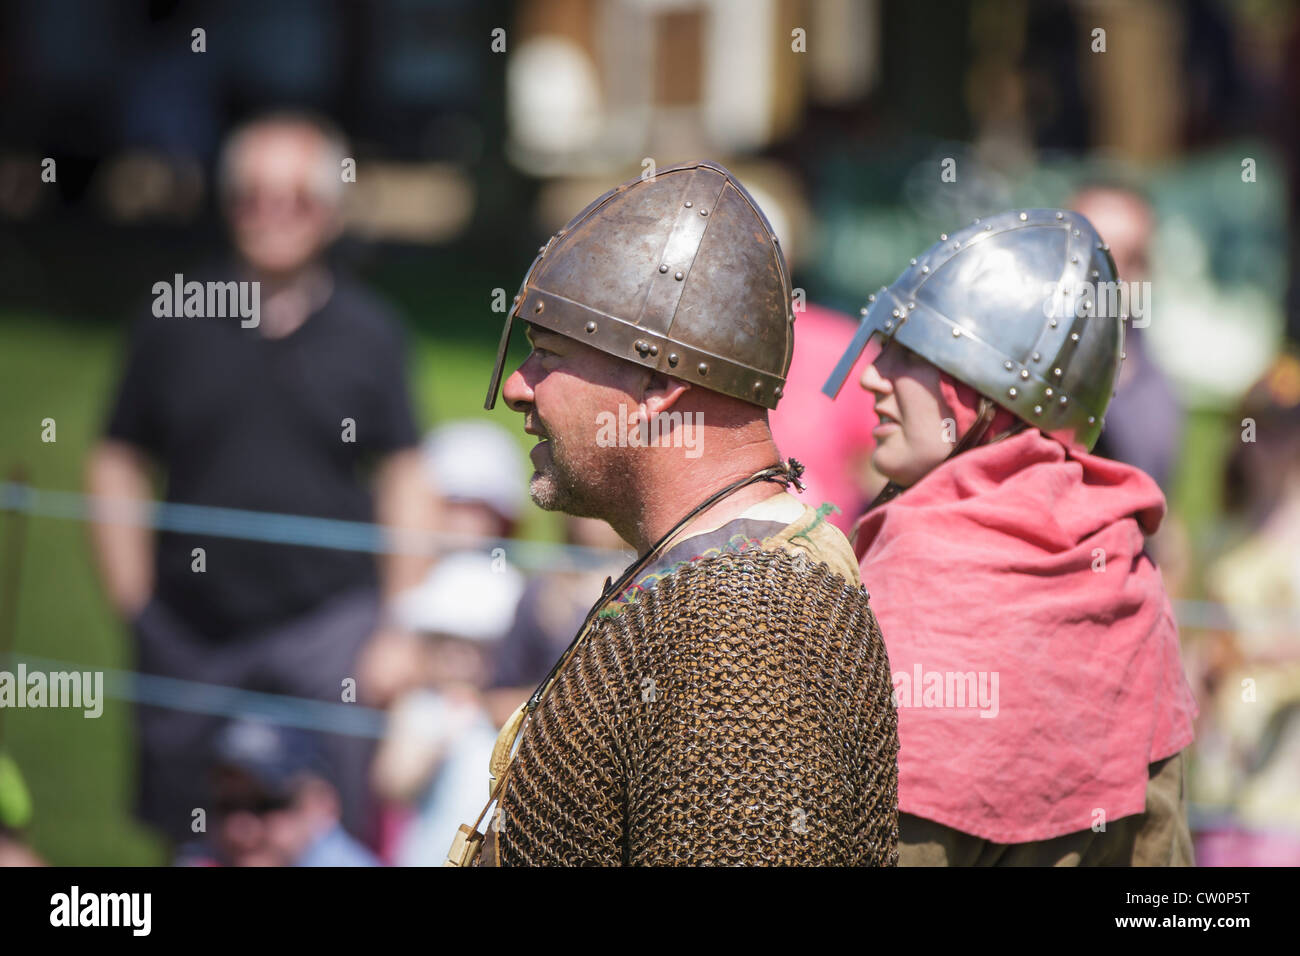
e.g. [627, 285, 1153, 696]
[1045, 387, 1054, 397]
[1070, 332, 1080, 342]
[1070, 256, 1079, 264]
[684, 201, 693, 208]
[1004, 361, 1014, 371]
[1032, 351, 1041, 361]
[774, 386, 783, 398]
[1018, 212, 1028, 221]
[753, 382, 763, 395]
[922, 266, 930, 274]
[868, 294, 876, 303]
[1008, 387, 1018, 398]
[884, 320, 893, 330]
[1054, 367, 1063, 378]
[910, 258, 917, 265]
[1072, 229, 1080, 237]
[1091, 270, 1099, 279]
[585, 321, 597, 333]
[1055, 212, 1064, 220]
[1059, 395, 1068, 405]
[700, 209, 708, 217]
[513, 294, 521, 303]
[649, 344, 659, 357]
[860, 307, 869, 316]
[534, 302, 544, 314]
[985, 224, 992, 231]
[1020, 369, 1029, 380]
[674, 271, 684, 281]
[668, 353, 679, 367]
[952, 327, 961, 337]
[1088, 416, 1097, 425]
[659, 264, 668, 273]
[1121, 351, 1127, 360]
[940, 233, 948, 241]
[634, 339, 649, 354]
[953, 242, 960, 250]
[1049, 318, 1058, 328]
[538, 245, 546, 253]
[908, 302, 916, 310]
[698, 362, 709, 375]
[1033, 405, 1043, 415]
[892, 309, 901, 318]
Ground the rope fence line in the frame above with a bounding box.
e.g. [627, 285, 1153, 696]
[2, 652, 388, 739]
[3, 481, 1299, 634]
[0, 481, 631, 573]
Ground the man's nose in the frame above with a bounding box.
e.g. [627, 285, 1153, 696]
[501, 359, 535, 413]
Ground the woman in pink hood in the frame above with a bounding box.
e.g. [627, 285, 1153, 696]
[822, 209, 1198, 865]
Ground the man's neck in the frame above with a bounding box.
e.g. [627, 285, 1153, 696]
[613, 431, 786, 555]
[248, 262, 334, 340]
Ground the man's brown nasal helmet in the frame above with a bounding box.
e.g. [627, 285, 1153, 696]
[485, 160, 795, 411]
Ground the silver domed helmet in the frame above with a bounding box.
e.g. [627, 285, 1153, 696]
[822, 208, 1124, 452]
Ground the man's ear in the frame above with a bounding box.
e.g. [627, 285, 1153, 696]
[642, 372, 691, 416]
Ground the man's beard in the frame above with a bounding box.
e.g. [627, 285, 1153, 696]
[529, 435, 599, 518]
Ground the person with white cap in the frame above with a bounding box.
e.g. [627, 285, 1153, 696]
[421, 420, 530, 542]
[372, 550, 525, 866]
[358, 420, 528, 708]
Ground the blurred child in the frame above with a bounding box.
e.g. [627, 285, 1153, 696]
[373, 551, 524, 866]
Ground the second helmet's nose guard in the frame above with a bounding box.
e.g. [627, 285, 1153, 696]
[822, 209, 1124, 453]
[485, 160, 795, 411]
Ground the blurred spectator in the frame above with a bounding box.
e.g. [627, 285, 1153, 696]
[179, 720, 380, 867]
[1070, 184, 1184, 491]
[358, 420, 528, 706]
[768, 303, 884, 532]
[484, 515, 627, 729]
[372, 551, 523, 866]
[1192, 353, 1300, 864]
[85, 112, 431, 846]
[1071, 184, 1193, 597]
[422, 420, 529, 541]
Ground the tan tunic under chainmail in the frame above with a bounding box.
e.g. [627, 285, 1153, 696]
[495, 498, 899, 866]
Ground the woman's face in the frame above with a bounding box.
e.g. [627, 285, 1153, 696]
[860, 340, 956, 487]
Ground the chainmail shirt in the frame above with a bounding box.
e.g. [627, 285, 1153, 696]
[494, 496, 899, 866]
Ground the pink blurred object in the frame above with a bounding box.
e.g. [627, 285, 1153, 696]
[375, 802, 413, 866]
[1194, 826, 1300, 866]
[769, 303, 879, 532]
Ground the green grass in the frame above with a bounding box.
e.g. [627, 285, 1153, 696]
[0, 313, 542, 864]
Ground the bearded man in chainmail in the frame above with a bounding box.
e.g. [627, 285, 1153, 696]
[447, 161, 899, 867]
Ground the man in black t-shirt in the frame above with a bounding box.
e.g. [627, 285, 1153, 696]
[86, 113, 432, 845]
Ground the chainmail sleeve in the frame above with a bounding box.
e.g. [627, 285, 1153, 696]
[496, 548, 899, 866]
